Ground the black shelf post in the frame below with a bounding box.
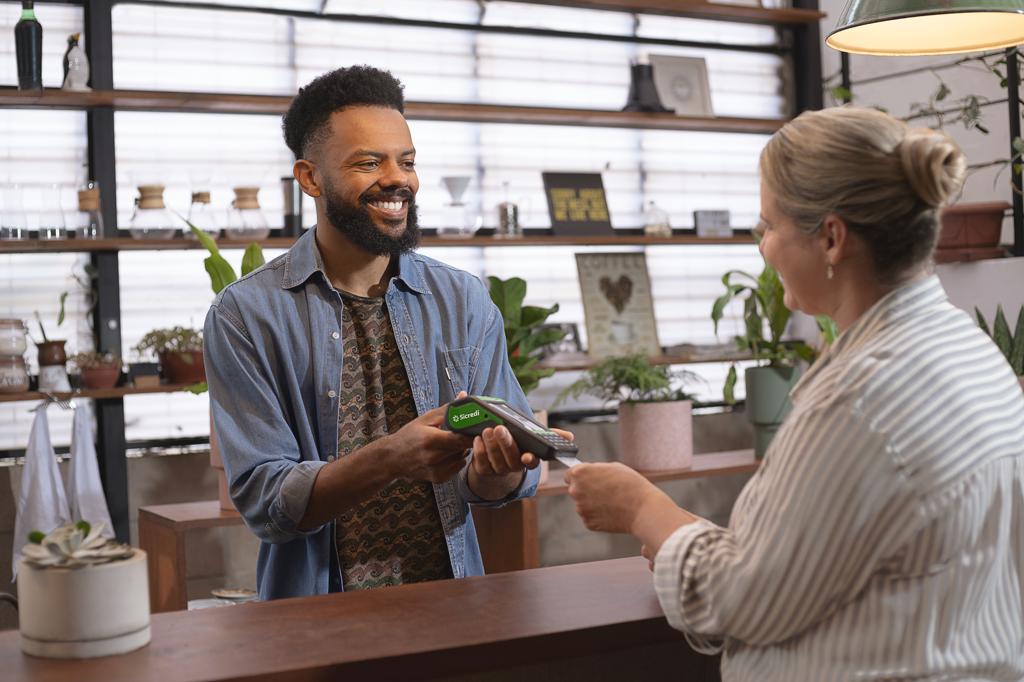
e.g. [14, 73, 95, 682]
[1007, 47, 1023, 257]
[85, 0, 130, 542]
[792, 0, 824, 114]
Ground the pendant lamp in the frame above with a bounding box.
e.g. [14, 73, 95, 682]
[826, 0, 1024, 56]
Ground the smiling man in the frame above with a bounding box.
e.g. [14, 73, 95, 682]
[203, 65, 547, 600]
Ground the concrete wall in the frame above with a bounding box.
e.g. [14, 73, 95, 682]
[0, 409, 753, 631]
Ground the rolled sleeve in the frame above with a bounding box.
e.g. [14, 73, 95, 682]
[654, 520, 725, 654]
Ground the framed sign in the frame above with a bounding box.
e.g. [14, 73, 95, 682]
[575, 252, 660, 358]
[541, 172, 613, 236]
[649, 55, 713, 117]
[694, 209, 732, 238]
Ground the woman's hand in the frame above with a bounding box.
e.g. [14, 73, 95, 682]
[564, 462, 659, 534]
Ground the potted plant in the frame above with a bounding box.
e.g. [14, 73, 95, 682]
[559, 354, 702, 471]
[69, 351, 122, 389]
[975, 304, 1024, 390]
[134, 326, 204, 385]
[16, 521, 150, 658]
[711, 262, 828, 458]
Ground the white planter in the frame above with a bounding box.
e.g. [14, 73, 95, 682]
[19, 549, 151, 659]
[617, 400, 693, 471]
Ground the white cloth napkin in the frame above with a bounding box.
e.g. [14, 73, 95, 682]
[68, 403, 114, 539]
[11, 406, 71, 580]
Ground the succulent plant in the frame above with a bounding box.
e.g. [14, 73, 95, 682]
[69, 351, 123, 371]
[22, 521, 134, 569]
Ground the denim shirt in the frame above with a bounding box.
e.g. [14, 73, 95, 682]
[203, 228, 539, 601]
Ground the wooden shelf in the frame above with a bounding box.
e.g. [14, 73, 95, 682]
[0, 383, 198, 404]
[0, 233, 754, 254]
[0, 88, 787, 134]
[537, 448, 757, 496]
[538, 350, 751, 371]
[515, 0, 824, 24]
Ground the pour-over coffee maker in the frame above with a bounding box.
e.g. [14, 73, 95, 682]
[438, 176, 478, 238]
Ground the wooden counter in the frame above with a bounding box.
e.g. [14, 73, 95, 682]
[0, 557, 719, 682]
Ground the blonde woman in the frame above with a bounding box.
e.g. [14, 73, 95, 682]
[566, 107, 1024, 680]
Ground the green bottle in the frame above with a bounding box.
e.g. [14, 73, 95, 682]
[15, 0, 43, 90]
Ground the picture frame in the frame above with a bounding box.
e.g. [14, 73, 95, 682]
[648, 55, 714, 117]
[541, 172, 614, 236]
[575, 252, 660, 358]
[537, 322, 583, 358]
[693, 209, 732, 238]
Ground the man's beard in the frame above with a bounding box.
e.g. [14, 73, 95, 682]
[322, 184, 420, 256]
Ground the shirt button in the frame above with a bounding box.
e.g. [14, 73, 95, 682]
[402, 334, 411, 344]
[327, 390, 337, 398]
[331, 331, 340, 340]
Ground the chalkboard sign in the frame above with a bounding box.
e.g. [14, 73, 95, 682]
[541, 172, 614, 236]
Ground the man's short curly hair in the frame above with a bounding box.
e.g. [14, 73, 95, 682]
[282, 65, 406, 160]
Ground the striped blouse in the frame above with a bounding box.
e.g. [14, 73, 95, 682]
[654, 275, 1024, 681]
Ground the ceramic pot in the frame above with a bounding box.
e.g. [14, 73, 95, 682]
[35, 340, 67, 366]
[938, 202, 1010, 249]
[80, 366, 121, 389]
[617, 400, 693, 471]
[0, 356, 29, 393]
[159, 350, 205, 384]
[18, 549, 150, 659]
[745, 365, 801, 459]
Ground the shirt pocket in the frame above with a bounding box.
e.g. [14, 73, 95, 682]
[441, 346, 479, 396]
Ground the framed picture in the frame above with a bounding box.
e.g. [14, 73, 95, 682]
[649, 55, 713, 117]
[694, 209, 732, 238]
[541, 172, 614, 236]
[575, 253, 660, 358]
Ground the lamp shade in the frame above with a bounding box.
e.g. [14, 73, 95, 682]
[827, 0, 1024, 55]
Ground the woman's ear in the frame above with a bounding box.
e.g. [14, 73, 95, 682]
[820, 213, 849, 265]
[293, 160, 321, 199]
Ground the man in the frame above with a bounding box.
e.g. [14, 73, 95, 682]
[204, 65, 552, 600]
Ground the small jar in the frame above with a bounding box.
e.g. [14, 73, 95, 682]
[0, 356, 29, 393]
[0, 319, 28, 356]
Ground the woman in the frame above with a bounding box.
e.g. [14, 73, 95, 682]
[565, 107, 1024, 680]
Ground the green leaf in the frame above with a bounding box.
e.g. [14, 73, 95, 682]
[723, 365, 737, 405]
[993, 305, 1013, 360]
[520, 303, 558, 329]
[935, 83, 950, 101]
[241, 243, 266, 277]
[184, 381, 209, 395]
[488, 276, 526, 327]
[791, 342, 816, 363]
[75, 520, 91, 536]
[830, 85, 852, 103]
[975, 306, 991, 336]
[27, 531, 45, 544]
[1013, 137, 1024, 155]
[815, 315, 838, 345]
[1010, 305, 1024, 376]
[187, 220, 221, 256]
[204, 255, 238, 295]
[57, 291, 69, 326]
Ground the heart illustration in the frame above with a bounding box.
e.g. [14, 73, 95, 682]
[599, 275, 633, 314]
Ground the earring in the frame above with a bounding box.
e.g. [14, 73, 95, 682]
[826, 264, 834, 280]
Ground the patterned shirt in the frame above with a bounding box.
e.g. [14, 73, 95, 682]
[654, 276, 1024, 681]
[334, 290, 452, 590]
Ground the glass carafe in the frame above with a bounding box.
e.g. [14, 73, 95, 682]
[185, 191, 220, 240]
[438, 176, 477, 238]
[0, 184, 27, 240]
[225, 186, 269, 240]
[129, 184, 177, 239]
[37, 183, 67, 240]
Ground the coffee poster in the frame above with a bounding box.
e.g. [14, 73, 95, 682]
[575, 252, 660, 358]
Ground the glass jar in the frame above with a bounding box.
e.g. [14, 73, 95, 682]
[0, 356, 29, 393]
[0, 319, 28, 356]
[185, 191, 220, 240]
[129, 184, 177, 239]
[643, 200, 671, 237]
[37, 183, 67, 240]
[75, 181, 103, 239]
[225, 186, 269, 240]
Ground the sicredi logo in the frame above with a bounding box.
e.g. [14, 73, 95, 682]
[452, 409, 481, 423]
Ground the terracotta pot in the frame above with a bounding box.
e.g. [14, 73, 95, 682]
[159, 350, 205, 384]
[938, 202, 1010, 249]
[36, 340, 67, 367]
[617, 400, 693, 471]
[80, 366, 121, 390]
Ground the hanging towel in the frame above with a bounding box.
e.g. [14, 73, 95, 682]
[11, 406, 71, 580]
[68, 402, 115, 539]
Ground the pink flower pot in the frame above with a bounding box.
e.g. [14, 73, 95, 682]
[617, 400, 693, 471]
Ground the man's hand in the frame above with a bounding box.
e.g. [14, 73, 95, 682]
[385, 404, 473, 483]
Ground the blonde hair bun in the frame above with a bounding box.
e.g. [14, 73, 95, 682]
[899, 129, 966, 209]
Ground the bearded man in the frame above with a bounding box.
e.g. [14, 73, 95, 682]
[204, 65, 556, 600]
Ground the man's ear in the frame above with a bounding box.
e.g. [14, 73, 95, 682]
[294, 159, 321, 198]
[820, 213, 849, 266]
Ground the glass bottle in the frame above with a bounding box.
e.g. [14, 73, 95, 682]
[15, 1, 42, 91]
[62, 32, 90, 91]
[225, 186, 269, 240]
[0, 184, 28, 240]
[643, 200, 671, 237]
[495, 181, 521, 239]
[185, 191, 220, 240]
[37, 183, 67, 240]
[75, 181, 103, 239]
[129, 185, 177, 239]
